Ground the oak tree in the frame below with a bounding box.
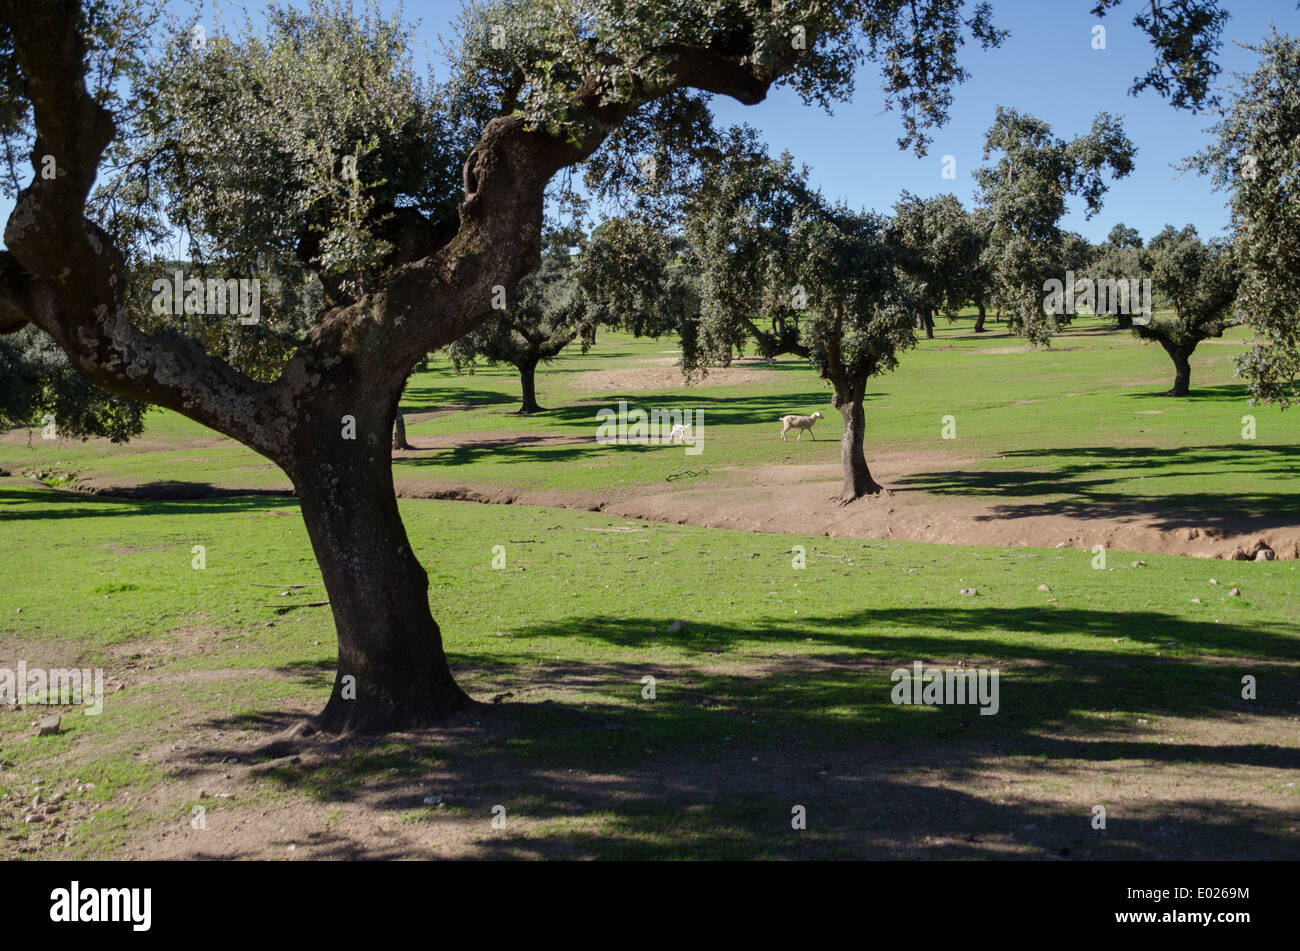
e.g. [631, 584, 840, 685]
[886, 191, 982, 339]
[975, 107, 1135, 343]
[686, 142, 912, 500]
[1137, 224, 1240, 396]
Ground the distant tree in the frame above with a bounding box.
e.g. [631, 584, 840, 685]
[686, 143, 912, 500]
[667, 130, 819, 370]
[0, 327, 146, 440]
[1137, 225, 1240, 396]
[967, 207, 998, 332]
[574, 217, 702, 366]
[1093, 223, 1145, 327]
[975, 107, 1136, 343]
[886, 192, 982, 340]
[1186, 27, 1300, 406]
[1107, 223, 1144, 250]
[1059, 231, 1097, 274]
[449, 231, 595, 414]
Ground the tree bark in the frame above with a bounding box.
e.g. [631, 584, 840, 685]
[832, 380, 884, 501]
[1165, 347, 1192, 396]
[973, 301, 987, 333]
[517, 357, 543, 414]
[392, 411, 412, 450]
[922, 308, 935, 340]
[1117, 313, 1133, 330]
[295, 412, 474, 732]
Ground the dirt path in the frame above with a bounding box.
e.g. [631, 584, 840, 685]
[13, 433, 1296, 559]
[393, 447, 1299, 561]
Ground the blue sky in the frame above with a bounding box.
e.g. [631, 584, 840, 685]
[4, 0, 1298, 246]
[702, 0, 1300, 242]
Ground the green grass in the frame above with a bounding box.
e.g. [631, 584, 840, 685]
[1, 483, 1296, 858]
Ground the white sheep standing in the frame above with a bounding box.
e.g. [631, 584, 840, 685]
[779, 411, 824, 441]
[669, 423, 692, 443]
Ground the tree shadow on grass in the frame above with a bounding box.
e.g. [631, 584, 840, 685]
[902, 444, 1300, 533]
[1124, 382, 1253, 402]
[398, 384, 518, 416]
[184, 607, 1300, 859]
[505, 603, 1300, 663]
[0, 483, 293, 520]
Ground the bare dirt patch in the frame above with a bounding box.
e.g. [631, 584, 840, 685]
[3, 599, 1295, 860]
[0, 429, 227, 455]
[574, 362, 782, 393]
[27, 437, 1298, 558]
[130, 722, 1299, 860]
[409, 451, 1300, 560]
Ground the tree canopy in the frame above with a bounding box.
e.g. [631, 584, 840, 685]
[886, 191, 983, 339]
[975, 107, 1136, 343]
[1187, 27, 1300, 407]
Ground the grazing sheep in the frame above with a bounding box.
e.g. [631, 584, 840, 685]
[779, 411, 824, 441]
[669, 423, 692, 443]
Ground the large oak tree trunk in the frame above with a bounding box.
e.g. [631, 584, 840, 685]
[922, 308, 935, 340]
[517, 357, 543, 414]
[973, 301, 987, 333]
[1116, 313, 1133, 329]
[295, 410, 474, 732]
[832, 381, 884, 501]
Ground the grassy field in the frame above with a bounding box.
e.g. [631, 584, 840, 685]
[3, 314, 1295, 524]
[1, 312, 1298, 859]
